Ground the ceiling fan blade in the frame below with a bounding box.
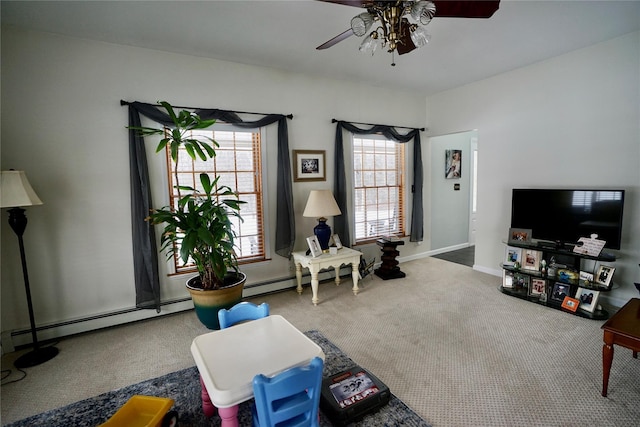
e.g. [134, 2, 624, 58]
[433, 1, 500, 18]
[396, 18, 416, 56]
[315, 0, 369, 7]
[316, 28, 355, 50]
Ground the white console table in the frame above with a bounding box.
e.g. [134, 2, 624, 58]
[292, 247, 363, 305]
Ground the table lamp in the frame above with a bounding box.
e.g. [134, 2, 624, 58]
[1, 170, 59, 368]
[303, 190, 341, 251]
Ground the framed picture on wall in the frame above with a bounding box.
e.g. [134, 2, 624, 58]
[293, 150, 326, 182]
[445, 149, 462, 179]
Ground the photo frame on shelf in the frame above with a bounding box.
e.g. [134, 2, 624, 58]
[332, 234, 343, 249]
[529, 278, 546, 296]
[551, 282, 571, 303]
[561, 296, 580, 313]
[513, 273, 530, 293]
[508, 228, 532, 244]
[579, 271, 594, 283]
[595, 265, 615, 289]
[504, 246, 522, 266]
[293, 150, 326, 182]
[503, 270, 514, 288]
[575, 287, 600, 313]
[523, 249, 542, 271]
[306, 235, 322, 257]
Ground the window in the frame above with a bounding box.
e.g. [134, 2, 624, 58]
[472, 149, 478, 213]
[166, 127, 265, 272]
[352, 136, 405, 243]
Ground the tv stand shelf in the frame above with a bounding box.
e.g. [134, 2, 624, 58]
[497, 285, 609, 320]
[500, 240, 616, 320]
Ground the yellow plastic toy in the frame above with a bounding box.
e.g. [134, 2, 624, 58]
[99, 395, 178, 427]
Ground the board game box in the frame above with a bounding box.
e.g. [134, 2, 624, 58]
[320, 365, 390, 425]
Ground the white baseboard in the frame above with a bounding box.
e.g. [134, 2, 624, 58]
[4, 268, 354, 350]
[7, 299, 196, 350]
[428, 243, 472, 257]
[474, 265, 502, 277]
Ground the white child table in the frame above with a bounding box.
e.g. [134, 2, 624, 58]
[190, 315, 325, 426]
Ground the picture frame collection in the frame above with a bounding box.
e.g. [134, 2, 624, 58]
[501, 273, 610, 315]
[501, 227, 616, 318]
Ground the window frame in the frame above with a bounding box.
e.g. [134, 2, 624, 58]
[350, 134, 407, 245]
[163, 123, 269, 275]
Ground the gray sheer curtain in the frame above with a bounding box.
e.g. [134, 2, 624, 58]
[124, 101, 294, 311]
[333, 121, 423, 246]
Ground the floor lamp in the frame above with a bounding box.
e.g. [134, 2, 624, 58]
[1, 170, 59, 368]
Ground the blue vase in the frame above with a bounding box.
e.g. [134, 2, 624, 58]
[314, 219, 332, 251]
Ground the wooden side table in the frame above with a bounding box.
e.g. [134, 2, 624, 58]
[601, 298, 640, 397]
[292, 247, 362, 305]
[374, 238, 405, 280]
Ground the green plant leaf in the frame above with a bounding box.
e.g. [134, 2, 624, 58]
[200, 173, 213, 194]
[160, 101, 178, 124]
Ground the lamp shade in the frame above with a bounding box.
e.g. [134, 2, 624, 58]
[303, 190, 341, 218]
[1, 171, 43, 208]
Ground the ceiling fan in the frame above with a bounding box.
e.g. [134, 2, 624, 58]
[317, 1, 500, 60]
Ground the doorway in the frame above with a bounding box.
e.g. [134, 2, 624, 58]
[429, 130, 477, 253]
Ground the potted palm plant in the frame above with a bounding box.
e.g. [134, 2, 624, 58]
[131, 101, 246, 329]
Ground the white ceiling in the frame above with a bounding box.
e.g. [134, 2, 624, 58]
[2, 1, 639, 96]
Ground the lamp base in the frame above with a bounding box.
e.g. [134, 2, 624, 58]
[14, 346, 59, 369]
[314, 218, 332, 251]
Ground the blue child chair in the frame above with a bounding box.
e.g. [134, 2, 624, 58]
[252, 356, 324, 427]
[218, 301, 270, 329]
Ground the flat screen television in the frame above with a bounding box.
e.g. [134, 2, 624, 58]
[510, 189, 625, 250]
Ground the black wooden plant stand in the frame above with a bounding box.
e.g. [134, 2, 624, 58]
[374, 238, 406, 280]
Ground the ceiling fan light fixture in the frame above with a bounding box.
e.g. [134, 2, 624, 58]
[317, 0, 500, 60]
[411, 0, 436, 25]
[359, 33, 378, 55]
[410, 25, 431, 48]
[351, 12, 374, 37]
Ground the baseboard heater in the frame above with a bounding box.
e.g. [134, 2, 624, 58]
[4, 266, 354, 352]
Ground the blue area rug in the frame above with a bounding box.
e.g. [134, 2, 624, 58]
[7, 331, 431, 426]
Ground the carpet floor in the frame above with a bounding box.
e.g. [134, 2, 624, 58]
[2, 257, 640, 426]
[5, 331, 430, 427]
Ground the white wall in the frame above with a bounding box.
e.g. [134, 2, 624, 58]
[1, 27, 429, 345]
[426, 31, 640, 307]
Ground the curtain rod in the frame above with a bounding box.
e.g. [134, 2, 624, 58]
[332, 118, 425, 131]
[120, 100, 293, 119]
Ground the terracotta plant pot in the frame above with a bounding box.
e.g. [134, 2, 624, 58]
[186, 272, 246, 330]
